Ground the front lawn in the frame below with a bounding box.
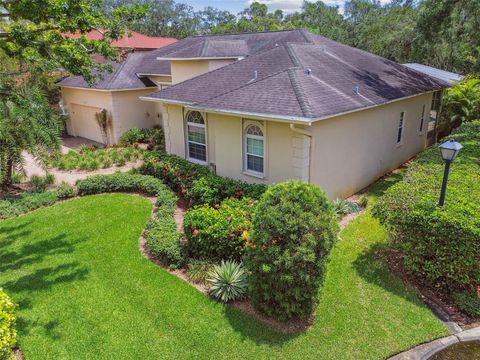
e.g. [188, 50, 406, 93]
[0, 194, 447, 359]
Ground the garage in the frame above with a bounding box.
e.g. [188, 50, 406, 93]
[69, 104, 104, 144]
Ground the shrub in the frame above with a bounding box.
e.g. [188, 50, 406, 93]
[29, 173, 55, 192]
[453, 292, 480, 318]
[373, 121, 480, 295]
[245, 181, 338, 321]
[0, 289, 16, 360]
[332, 198, 349, 216]
[184, 198, 253, 262]
[140, 152, 211, 194]
[186, 260, 215, 285]
[208, 260, 248, 303]
[77, 172, 172, 198]
[141, 152, 266, 205]
[0, 192, 58, 219]
[55, 182, 76, 199]
[119, 127, 165, 151]
[187, 174, 267, 206]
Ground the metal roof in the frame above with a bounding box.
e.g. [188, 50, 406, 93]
[402, 63, 462, 85]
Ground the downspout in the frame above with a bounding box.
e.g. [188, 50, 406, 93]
[290, 123, 313, 183]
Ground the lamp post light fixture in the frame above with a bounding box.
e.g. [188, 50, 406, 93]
[438, 139, 463, 206]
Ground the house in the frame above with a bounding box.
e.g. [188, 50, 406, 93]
[59, 29, 448, 198]
[63, 30, 177, 51]
[57, 35, 176, 144]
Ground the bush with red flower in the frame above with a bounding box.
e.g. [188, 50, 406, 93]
[183, 198, 255, 262]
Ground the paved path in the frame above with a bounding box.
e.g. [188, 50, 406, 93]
[389, 326, 480, 359]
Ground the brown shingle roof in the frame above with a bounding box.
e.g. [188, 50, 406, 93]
[144, 30, 448, 122]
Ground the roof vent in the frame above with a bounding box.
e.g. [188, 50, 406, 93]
[247, 70, 258, 84]
[304, 68, 312, 75]
[354, 85, 360, 95]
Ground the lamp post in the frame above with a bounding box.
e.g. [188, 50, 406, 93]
[438, 139, 463, 206]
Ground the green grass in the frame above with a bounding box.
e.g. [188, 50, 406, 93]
[0, 194, 447, 359]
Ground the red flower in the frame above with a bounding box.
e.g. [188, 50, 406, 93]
[229, 233, 235, 239]
[193, 229, 199, 236]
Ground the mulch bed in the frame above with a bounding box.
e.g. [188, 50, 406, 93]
[381, 247, 479, 328]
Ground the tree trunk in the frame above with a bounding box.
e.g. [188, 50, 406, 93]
[1, 157, 14, 188]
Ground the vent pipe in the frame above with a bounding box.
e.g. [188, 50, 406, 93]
[247, 70, 258, 84]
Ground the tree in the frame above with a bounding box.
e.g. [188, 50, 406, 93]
[0, 0, 146, 84]
[197, 6, 235, 34]
[0, 85, 61, 187]
[414, 0, 480, 74]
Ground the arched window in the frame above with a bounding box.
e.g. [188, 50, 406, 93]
[185, 111, 207, 163]
[244, 124, 264, 174]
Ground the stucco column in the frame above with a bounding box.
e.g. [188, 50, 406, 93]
[291, 134, 310, 183]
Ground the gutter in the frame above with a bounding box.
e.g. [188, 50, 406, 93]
[289, 124, 313, 183]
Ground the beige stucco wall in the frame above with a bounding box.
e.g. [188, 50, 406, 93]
[310, 92, 432, 198]
[162, 104, 294, 184]
[161, 93, 432, 198]
[170, 59, 236, 84]
[61, 87, 161, 144]
[110, 89, 160, 143]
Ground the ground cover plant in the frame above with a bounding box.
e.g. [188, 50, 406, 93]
[373, 121, 480, 317]
[0, 191, 58, 220]
[49, 146, 145, 171]
[0, 194, 447, 359]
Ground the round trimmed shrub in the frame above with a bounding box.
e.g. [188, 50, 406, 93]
[245, 181, 338, 321]
[0, 289, 16, 360]
[184, 198, 253, 262]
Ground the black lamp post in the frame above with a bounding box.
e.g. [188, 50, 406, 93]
[438, 139, 463, 206]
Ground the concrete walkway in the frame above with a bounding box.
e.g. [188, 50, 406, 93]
[389, 326, 480, 359]
[23, 136, 140, 185]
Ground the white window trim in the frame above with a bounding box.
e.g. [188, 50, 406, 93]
[242, 120, 266, 178]
[184, 111, 208, 165]
[419, 104, 426, 135]
[396, 111, 405, 146]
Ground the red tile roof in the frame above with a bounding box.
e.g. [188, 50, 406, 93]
[64, 30, 177, 50]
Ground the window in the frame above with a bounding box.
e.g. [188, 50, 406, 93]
[185, 111, 207, 163]
[419, 104, 426, 133]
[244, 123, 264, 175]
[397, 112, 405, 144]
[430, 90, 442, 121]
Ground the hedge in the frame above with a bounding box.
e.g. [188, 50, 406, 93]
[76, 173, 184, 268]
[140, 152, 267, 206]
[245, 181, 338, 321]
[373, 121, 480, 295]
[0, 289, 16, 360]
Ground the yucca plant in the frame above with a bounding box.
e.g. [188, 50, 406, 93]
[208, 260, 248, 303]
[332, 198, 349, 216]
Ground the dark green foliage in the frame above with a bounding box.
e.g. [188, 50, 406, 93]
[29, 173, 55, 192]
[0, 192, 58, 219]
[119, 127, 165, 151]
[453, 292, 480, 318]
[373, 121, 480, 294]
[245, 181, 338, 321]
[145, 215, 186, 270]
[55, 182, 76, 200]
[140, 152, 266, 205]
[184, 198, 253, 262]
[208, 260, 248, 303]
[0, 289, 16, 360]
[76, 172, 172, 198]
[187, 174, 267, 206]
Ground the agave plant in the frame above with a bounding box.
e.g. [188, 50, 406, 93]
[208, 260, 248, 303]
[332, 198, 349, 216]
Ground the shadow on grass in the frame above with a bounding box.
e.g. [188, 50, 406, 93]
[367, 171, 405, 200]
[223, 306, 297, 346]
[0, 221, 89, 340]
[352, 242, 423, 306]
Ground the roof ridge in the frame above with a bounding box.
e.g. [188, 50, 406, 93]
[200, 38, 209, 57]
[188, 28, 307, 39]
[287, 69, 313, 118]
[286, 43, 302, 67]
[104, 58, 127, 89]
